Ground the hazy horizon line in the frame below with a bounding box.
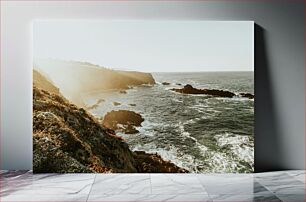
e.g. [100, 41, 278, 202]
[149, 70, 254, 73]
[34, 57, 254, 73]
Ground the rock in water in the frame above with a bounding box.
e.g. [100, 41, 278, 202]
[171, 84, 236, 98]
[162, 82, 171, 85]
[86, 98, 105, 110]
[102, 110, 144, 134]
[239, 93, 254, 99]
[119, 90, 127, 94]
[113, 102, 121, 106]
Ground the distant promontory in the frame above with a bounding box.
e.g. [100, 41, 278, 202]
[35, 59, 155, 107]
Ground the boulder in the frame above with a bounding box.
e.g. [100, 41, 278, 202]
[102, 110, 144, 134]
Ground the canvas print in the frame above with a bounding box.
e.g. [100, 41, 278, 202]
[33, 21, 254, 173]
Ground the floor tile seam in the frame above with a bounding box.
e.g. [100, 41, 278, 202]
[255, 179, 287, 197]
[194, 175, 214, 201]
[149, 174, 153, 195]
[86, 174, 97, 202]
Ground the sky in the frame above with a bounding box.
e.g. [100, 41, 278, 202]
[34, 20, 254, 72]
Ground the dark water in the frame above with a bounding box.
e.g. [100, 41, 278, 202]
[85, 72, 254, 173]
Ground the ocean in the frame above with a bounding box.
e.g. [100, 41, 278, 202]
[84, 72, 254, 173]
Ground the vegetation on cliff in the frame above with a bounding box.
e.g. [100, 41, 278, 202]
[33, 86, 137, 173]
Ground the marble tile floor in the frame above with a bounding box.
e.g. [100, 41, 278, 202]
[0, 170, 305, 202]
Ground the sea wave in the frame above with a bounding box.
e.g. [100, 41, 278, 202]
[178, 123, 198, 143]
[171, 98, 183, 103]
[215, 96, 254, 102]
[177, 123, 209, 158]
[215, 133, 254, 170]
[135, 120, 166, 137]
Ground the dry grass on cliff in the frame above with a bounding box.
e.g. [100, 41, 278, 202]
[33, 86, 188, 173]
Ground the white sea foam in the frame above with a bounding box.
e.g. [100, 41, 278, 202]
[178, 123, 208, 155]
[216, 96, 253, 102]
[172, 98, 183, 103]
[178, 123, 196, 142]
[184, 118, 198, 124]
[130, 121, 211, 173]
[140, 84, 154, 87]
[135, 120, 163, 137]
[215, 133, 254, 166]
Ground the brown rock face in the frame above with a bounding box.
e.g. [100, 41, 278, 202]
[171, 84, 236, 98]
[33, 87, 137, 173]
[102, 110, 144, 134]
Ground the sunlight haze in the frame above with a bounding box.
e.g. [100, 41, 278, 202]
[34, 20, 254, 72]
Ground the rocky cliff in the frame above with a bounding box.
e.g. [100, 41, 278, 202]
[33, 71, 187, 173]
